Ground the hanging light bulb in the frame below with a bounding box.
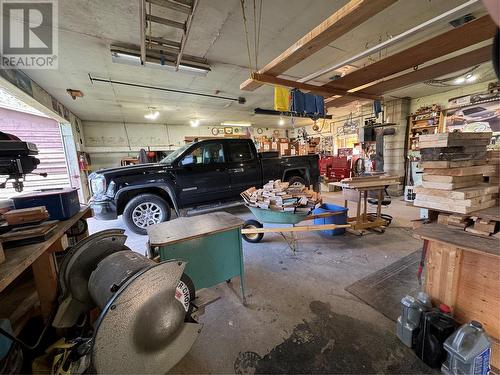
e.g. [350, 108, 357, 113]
[466, 74, 476, 83]
[278, 117, 285, 126]
[190, 119, 200, 128]
[144, 107, 159, 120]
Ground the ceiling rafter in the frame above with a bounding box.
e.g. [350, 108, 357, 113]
[250, 73, 380, 100]
[326, 45, 493, 108]
[322, 15, 496, 92]
[240, 0, 398, 92]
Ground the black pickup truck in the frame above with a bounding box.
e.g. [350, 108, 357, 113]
[89, 138, 319, 234]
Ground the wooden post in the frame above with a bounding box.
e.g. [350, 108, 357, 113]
[32, 251, 58, 321]
[376, 189, 383, 219]
[0, 243, 4, 265]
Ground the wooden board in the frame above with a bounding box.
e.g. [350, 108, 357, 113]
[0, 221, 58, 249]
[415, 184, 499, 200]
[414, 198, 496, 215]
[420, 147, 487, 162]
[424, 165, 494, 177]
[422, 174, 483, 184]
[469, 205, 500, 222]
[322, 15, 496, 91]
[420, 139, 491, 149]
[415, 224, 500, 259]
[454, 251, 500, 338]
[421, 160, 486, 169]
[416, 194, 495, 208]
[325, 45, 492, 108]
[3, 206, 49, 225]
[421, 178, 484, 191]
[249, 73, 379, 100]
[421, 235, 500, 370]
[148, 212, 244, 246]
[419, 132, 492, 143]
[240, 0, 397, 91]
[0, 206, 92, 293]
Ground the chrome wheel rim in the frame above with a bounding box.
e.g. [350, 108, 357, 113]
[132, 202, 163, 228]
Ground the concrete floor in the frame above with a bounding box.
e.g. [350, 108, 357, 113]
[88, 192, 432, 374]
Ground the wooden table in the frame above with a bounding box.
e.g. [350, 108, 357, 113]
[414, 224, 500, 370]
[0, 206, 92, 328]
[148, 212, 246, 303]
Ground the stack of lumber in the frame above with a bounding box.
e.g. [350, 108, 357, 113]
[337, 174, 400, 188]
[241, 180, 322, 212]
[2, 206, 49, 225]
[437, 205, 500, 238]
[415, 132, 498, 214]
[486, 149, 500, 187]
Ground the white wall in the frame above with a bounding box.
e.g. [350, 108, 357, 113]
[410, 80, 497, 113]
[82, 121, 289, 170]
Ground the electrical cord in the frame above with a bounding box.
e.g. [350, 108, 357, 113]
[0, 306, 55, 351]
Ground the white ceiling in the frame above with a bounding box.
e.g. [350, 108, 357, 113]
[19, 0, 494, 127]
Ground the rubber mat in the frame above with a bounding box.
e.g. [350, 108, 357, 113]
[345, 250, 422, 322]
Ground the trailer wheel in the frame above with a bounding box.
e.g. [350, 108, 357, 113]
[242, 220, 264, 243]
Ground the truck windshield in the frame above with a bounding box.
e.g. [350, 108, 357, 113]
[160, 144, 191, 164]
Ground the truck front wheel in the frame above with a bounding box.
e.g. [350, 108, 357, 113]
[123, 194, 171, 234]
[287, 176, 307, 187]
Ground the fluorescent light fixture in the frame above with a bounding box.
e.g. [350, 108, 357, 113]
[190, 119, 200, 127]
[454, 77, 465, 84]
[466, 74, 476, 82]
[279, 117, 285, 126]
[221, 122, 252, 127]
[111, 49, 210, 77]
[145, 108, 160, 120]
[179, 64, 210, 74]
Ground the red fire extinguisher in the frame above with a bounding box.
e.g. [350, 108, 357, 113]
[79, 154, 88, 171]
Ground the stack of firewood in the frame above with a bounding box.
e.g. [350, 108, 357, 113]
[241, 180, 322, 213]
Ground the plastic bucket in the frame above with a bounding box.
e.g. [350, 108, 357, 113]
[313, 203, 348, 236]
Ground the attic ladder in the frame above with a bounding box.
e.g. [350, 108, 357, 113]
[139, 0, 202, 70]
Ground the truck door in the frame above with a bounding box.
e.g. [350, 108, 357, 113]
[175, 141, 231, 205]
[224, 141, 262, 195]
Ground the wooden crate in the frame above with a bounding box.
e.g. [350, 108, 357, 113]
[416, 226, 500, 370]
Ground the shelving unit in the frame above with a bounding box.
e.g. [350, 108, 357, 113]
[407, 108, 445, 152]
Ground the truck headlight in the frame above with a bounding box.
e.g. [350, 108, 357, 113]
[90, 174, 106, 196]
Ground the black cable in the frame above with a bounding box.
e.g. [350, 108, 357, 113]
[0, 312, 52, 351]
[88, 75, 245, 104]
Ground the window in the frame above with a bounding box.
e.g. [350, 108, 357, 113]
[226, 142, 253, 162]
[180, 143, 224, 166]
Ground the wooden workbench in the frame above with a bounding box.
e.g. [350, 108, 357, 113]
[148, 212, 246, 302]
[414, 224, 500, 370]
[0, 206, 92, 329]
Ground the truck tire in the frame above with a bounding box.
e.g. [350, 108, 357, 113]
[123, 194, 171, 235]
[287, 176, 307, 187]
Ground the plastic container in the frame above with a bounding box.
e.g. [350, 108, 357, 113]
[396, 292, 431, 348]
[12, 188, 80, 220]
[442, 321, 491, 375]
[414, 309, 457, 368]
[312, 203, 348, 236]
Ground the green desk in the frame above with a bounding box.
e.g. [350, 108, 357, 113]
[147, 212, 246, 303]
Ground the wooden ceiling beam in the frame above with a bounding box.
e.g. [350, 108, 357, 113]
[323, 15, 496, 91]
[240, 0, 397, 92]
[326, 45, 493, 108]
[250, 73, 380, 100]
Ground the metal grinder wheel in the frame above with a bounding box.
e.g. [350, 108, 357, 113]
[53, 230, 201, 374]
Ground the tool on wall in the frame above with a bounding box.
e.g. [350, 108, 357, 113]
[51, 229, 212, 374]
[0, 132, 47, 192]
